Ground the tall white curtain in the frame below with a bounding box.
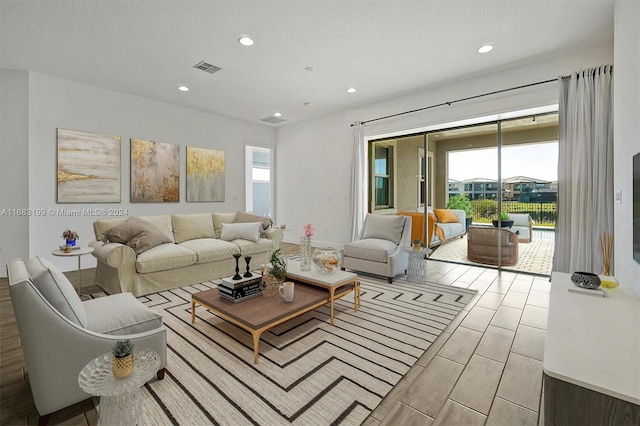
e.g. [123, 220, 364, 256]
[554, 65, 614, 274]
[349, 121, 367, 240]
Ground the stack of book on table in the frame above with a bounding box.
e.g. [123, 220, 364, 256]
[218, 272, 263, 303]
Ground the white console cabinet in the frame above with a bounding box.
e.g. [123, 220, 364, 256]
[543, 272, 640, 424]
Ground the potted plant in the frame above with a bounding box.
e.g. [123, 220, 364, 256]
[446, 194, 473, 232]
[269, 249, 287, 283]
[61, 229, 79, 252]
[492, 211, 514, 229]
[112, 339, 135, 378]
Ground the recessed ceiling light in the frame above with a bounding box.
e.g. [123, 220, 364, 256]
[238, 36, 254, 46]
[273, 112, 282, 117]
[346, 87, 357, 94]
[478, 44, 493, 54]
[177, 85, 189, 92]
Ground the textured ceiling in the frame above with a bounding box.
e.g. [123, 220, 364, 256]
[0, 0, 614, 126]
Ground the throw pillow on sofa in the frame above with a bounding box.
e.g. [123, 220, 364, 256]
[103, 217, 172, 254]
[235, 211, 272, 236]
[434, 209, 459, 223]
[220, 222, 261, 243]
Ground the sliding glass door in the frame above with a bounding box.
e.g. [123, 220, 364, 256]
[368, 112, 558, 275]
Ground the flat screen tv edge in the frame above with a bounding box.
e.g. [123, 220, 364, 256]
[634, 152, 640, 264]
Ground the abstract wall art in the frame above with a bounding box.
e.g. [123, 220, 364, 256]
[57, 128, 121, 203]
[186, 146, 225, 202]
[130, 138, 180, 202]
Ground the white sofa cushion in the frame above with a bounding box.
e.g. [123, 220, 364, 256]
[83, 292, 163, 335]
[234, 238, 275, 256]
[172, 213, 216, 243]
[437, 222, 465, 239]
[509, 214, 530, 227]
[213, 212, 237, 238]
[179, 238, 239, 263]
[135, 243, 197, 273]
[25, 256, 87, 327]
[220, 222, 261, 243]
[343, 238, 397, 263]
[361, 214, 405, 244]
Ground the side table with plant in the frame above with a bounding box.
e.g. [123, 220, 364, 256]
[112, 339, 134, 378]
[62, 229, 79, 252]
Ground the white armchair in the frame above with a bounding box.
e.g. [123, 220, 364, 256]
[342, 214, 412, 283]
[6, 257, 167, 425]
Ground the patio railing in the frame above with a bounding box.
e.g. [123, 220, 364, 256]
[469, 200, 557, 227]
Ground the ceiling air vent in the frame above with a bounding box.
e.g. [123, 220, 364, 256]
[261, 116, 286, 124]
[193, 61, 222, 74]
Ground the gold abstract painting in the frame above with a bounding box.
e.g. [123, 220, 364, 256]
[186, 146, 225, 202]
[131, 139, 180, 202]
[57, 128, 121, 203]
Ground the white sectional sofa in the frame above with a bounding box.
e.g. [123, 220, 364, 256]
[89, 212, 283, 296]
[429, 209, 467, 247]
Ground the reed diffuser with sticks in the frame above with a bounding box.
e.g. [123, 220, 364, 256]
[599, 232, 613, 276]
[598, 232, 619, 288]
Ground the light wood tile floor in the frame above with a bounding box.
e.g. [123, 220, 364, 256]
[1, 244, 549, 425]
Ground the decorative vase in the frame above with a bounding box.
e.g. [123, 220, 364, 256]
[312, 247, 341, 275]
[112, 353, 134, 378]
[66, 239, 76, 247]
[300, 236, 312, 271]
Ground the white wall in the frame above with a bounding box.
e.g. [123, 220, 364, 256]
[613, 0, 640, 295]
[0, 70, 30, 274]
[0, 71, 275, 274]
[276, 44, 613, 250]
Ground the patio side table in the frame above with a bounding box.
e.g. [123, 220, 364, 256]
[404, 247, 430, 283]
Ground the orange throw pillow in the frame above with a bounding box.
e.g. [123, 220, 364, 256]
[434, 209, 459, 223]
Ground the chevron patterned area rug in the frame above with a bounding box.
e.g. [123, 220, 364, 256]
[134, 274, 476, 425]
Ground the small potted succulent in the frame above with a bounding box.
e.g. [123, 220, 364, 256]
[112, 339, 135, 378]
[492, 211, 513, 229]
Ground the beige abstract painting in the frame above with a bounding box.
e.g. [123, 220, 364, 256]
[186, 146, 225, 202]
[57, 128, 121, 203]
[131, 138, 180, 202]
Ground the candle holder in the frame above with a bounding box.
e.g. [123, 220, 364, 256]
[232, 254, 242, 280]
[243, 256, 252, 277]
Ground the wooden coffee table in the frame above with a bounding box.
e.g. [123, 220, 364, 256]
[191, 263, 360, 364]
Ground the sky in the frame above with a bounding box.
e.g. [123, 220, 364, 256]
[448, 142, 558, 182]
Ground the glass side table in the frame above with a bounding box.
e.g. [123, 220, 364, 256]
[78, 348, 159, 426]
[404, 247, 431, 283]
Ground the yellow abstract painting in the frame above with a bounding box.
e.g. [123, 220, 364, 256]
[186, 146, 225, 202]
[131, 138, 180, 202]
